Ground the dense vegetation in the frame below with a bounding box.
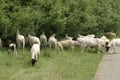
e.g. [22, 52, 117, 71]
[0, 0, 120, 40]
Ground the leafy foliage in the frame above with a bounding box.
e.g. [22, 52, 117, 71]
[0, 0, 120, 40]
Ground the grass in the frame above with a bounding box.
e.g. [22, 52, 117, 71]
[0, 48, 103, 80]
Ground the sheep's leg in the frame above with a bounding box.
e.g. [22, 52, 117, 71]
[97, 45, 102, 54]
[81, 46, 84, 52]
[22, 39, 25, 51]
[81, 44, 86, 53]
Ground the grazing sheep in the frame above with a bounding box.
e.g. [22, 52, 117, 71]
[77, 37, 104, 53]
[100, 36, 110, 45]
[105, 32, 116, 39]
[16, 30, 25, 50]
[65, 34, 73, 40]
[28, 35, 40, 46]
[0, 38, 2, 49]
[48, 33, 57, 49]
[40, 32, 47, 48]
[8, 43, 17, 55]
[57, 39, 74, 51]
[31, 43, 40, 66]
[106, 38, 120, 54]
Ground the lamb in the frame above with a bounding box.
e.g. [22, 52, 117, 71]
[57, 39, 74, 51]
[106, 38, 120, 54]
[40, 32, 47, 48]
[48, 33, 57, 49]
[28, 35, 40, 46]
[8, 43, 17, 55]
[16, 30, 25, 50]
[31, 43, 40, 66]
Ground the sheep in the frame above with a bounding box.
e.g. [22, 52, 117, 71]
[8, 43, 17, 55]
[57, 39, 74, 51]
[77, 37, 104, 53]
[28, 35, 40, 46]
[31, 43, 40, 66]
[0, 38, 2, 49]
[65, 34, 73, 40]
[105, 32, 116, 39]
[100, 36, 110, 51]
[48, 33, 57, 49]
[16, 30, 25, 50]
[106, 38, 120, 54]
[40, 32, 47, 48]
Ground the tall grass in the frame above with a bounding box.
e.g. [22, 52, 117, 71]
[0, 48, 102, 80]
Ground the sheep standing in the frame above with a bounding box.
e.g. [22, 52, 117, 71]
[31, 43, 40, 66]
[16, 30, 25, 50]
[28, 35, 40, 46]
[40, 32, 47, 48]
[48, 33, 57, 49]
[57, 40, 74, 51]
[77, 37, 104, 53]
[107, 38, 120, 54]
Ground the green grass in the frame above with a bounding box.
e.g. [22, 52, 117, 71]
[0, 48, 103, 80]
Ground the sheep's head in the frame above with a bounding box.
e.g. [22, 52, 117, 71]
[51, 33, 56, 37]
[106, 45, 110, 52]
[31, 59, 36, 66]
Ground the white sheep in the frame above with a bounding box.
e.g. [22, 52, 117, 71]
[40, 32, 47, 48]
[8, 43, 17, 55]
[106, 38, 120, 54]
[57, 39, 74, 51]
[77, 37, 104, 53]
[31, 43, 40, 66]
[16, 30, 25, 50]
[100, 36, 110, 46]
[28, 35, 40, 46]
[48, 33, 57, 49]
